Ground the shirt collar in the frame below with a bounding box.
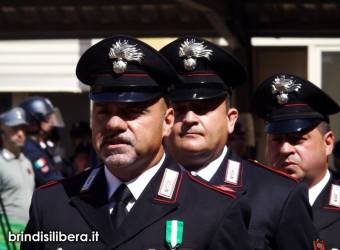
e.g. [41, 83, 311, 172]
[104, 153, 166, 201]
[189, 146, 228, 182]
[0, 148, 24, 161]
[308, 169, 331, 206]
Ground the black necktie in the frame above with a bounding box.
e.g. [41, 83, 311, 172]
[110, 184, 133, 229]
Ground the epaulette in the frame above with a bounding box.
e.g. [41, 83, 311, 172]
[248, 159, 298, 182]
[153, 168, 183, 204]
[187, 172, 236, 199]
[36, 180, 60, 191]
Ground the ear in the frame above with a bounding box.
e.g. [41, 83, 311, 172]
[226, 108, 238, 134]
[324, 130, 335, 157]
[163, 107, 174, 137]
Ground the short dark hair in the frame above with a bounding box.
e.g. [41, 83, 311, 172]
[317, 121, 331, 135]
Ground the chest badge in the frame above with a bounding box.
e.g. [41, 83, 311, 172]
[224, 159, 240, 185]
[158, 168, 179, 199]
[329, 184, 340, 208]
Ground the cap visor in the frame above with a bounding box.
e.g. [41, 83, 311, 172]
[90, 91, 162, 103]
[265, 119, 321, 134]
[169, 88, 228, 102]
[4, 120, 28, 127]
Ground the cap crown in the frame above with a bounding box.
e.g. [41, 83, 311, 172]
[76, 35, 181, 102]
[160, 36, 246, 102]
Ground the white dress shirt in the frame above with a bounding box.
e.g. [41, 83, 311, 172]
[105, 154, 165, 213]
[308, 170, 330, 206]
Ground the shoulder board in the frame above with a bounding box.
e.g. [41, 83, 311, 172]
[187, 172, 236, 199]
[248, 159, 298, 182]
[36, 180, 60, 191]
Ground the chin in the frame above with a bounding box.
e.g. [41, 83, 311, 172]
[104, 154, 137, 168]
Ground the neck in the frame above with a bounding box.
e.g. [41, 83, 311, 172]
[178, 146, 225, 171]
[3, 143, 21, 158]
[305, 169, 328, 189]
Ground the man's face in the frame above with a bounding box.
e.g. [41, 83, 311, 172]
[40, 114, 55, 133]
[1, 125, 26, 148]
[266, 126, 334, 186]
[165, 97, 238, 168]
[92, 98, 173, 181]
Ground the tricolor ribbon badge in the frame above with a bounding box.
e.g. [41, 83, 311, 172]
[165, 220, 183, 250]
[33, 158, 47, 169]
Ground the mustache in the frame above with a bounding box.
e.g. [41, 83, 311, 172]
[179, 125, 203, 137]
[100, 133, 133, 149]
[272, 154, 301, 167]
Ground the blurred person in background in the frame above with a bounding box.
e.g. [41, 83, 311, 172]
[228, 121, 248, 158]
[20, 96, 66, 187]
[253, 73, 340, 250]
[0, 107, 34, 248]
[333, 141, 340, 179]
[69, 121, 92, 148]
[71, 144, 91, 175]
[69, 121, 99, 172]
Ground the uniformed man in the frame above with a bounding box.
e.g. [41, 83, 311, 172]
[22, 36, 251, 250]
[160, 37, 318, 250]
[19, 96, 66, 186]
[0, 107, 35, 249]
[253, 73, 340, 250]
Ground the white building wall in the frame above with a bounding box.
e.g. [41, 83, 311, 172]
[0, 39, 89, 92]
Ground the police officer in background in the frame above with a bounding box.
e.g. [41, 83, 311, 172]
[253, 73, 340, 250]
[20, 96, 65, 187]
[160, 37, 318, 250]
[0, 107, 34, 227]
[22, 36, 251, 250]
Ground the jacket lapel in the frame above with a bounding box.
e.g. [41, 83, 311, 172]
[70, 168, 115, 245]
[210, 149, 245, 196]
[109, 156, 183, 249]
[313, 177, 340, 230]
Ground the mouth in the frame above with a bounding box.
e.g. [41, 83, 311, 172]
[179, 131, 203, 137]
[101, 137, 131, 150]
[279, 162, 298, 174]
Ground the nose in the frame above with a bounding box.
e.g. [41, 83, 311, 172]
[105, 115, 128, 133]
[280, 141, 295, 155]
[17, 128, 25, 138]
[182, 110, 199, 125]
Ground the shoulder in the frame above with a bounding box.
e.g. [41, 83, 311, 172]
[23, 139, 43, 159]
[35, 168, 92, 195]
[186, 171, 236, 199]
[246, 159, 298, 182]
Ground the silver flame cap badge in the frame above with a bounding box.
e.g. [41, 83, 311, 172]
[179, 39, 213, 71]
[271, 75, 302, 105]
[108, 40, 144, 74]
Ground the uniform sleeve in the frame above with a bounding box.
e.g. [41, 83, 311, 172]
[276, 182, 318, 250]
[21, 191, 42, 250]
[207, 195, 252, 250]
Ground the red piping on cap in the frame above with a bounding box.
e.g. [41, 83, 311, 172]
[93, 73, 149, 77]
[180, 71, 217, 77]
[283, 103, 308, 107]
